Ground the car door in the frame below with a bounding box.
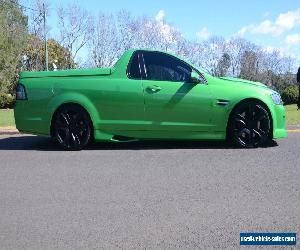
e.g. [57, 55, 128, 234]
[93, 51, 145, 133]
[141, 51, 213, 135]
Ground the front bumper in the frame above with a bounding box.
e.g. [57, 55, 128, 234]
[272, 104, 287, 139]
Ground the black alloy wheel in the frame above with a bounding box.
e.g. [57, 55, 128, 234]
[53, 105, 92, 150]
[229, 101, 271, 148]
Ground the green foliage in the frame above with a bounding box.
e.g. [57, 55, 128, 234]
[48, 39, 76, 70]
[266, 72, 296, 92]
[0, 1, 74, 108]
[281, 85, 299, 105]
[0, 0, 28, 94]
[22, 35, 76, 71]
[0, 92, 15, 108]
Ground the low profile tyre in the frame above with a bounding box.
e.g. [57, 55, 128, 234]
[53, 104, 92, 150]
[228, 100, 271, 148]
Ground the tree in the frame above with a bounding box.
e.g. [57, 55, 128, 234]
[88, 13, 119, 67]
[226, 38, 256, 77]
[181, 41, 206, 69]
[47, 39, 75, 70]
[137, 14, 182, 52]
[216, 53, 231, 77]
[22, 35, 75, 71]
[239, 50, 259, 81]
[201, 36, 226, 76]
[116, 10, 139, 53]
[0, 0, 27, 94]
[22, 34, 44, 71]
[28, 0, 50, 39]
[57, 3, 92, 68]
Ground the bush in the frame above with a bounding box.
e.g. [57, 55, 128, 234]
[281, 86, 299, 105]
[0, 92, 15, 109]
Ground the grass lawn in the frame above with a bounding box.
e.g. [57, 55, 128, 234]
[0, 104, 299, 128]
[284, 104, 300, 125]
[0, 109, 15, 128]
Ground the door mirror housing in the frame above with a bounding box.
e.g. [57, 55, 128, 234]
[189, 71, 201, 83]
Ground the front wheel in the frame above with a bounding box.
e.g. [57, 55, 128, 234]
[228, 101, 271, 148]
[53, 104, 92, 150]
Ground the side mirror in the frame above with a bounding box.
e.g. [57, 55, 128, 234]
[189, 71, 201, 83]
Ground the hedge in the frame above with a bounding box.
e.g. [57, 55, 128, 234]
[281, 86, 299, 105]
[0, 93, 15, 109]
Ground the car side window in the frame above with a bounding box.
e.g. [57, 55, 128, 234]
[127, 52, 141, 79]
[143, 51, 192, 82]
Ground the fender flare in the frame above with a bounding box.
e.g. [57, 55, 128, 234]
[226, 97, 275, 138]
[47, 92, 100, 135]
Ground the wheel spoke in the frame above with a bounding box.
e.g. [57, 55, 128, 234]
[248, 129, 254, 145]
[247, 104, 254, 122]
[236, 113, 245, 120]
[235, 118, 246, 127]
[235, 113, 246, 127]
[256, 113, 266, 121]
[63, 128, 71, 147]
[56, 131, 64, 144]
[231, 102, 271, 148]
[237, 127, 250, 137]
[60, 112, 71, 125]
[56, 117, 69, 132]
[253, 128, 263, 139]
[54, 106, 91, 150]
[71, 131, 81, 145]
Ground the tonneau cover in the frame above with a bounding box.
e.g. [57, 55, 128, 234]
[19, 68, 112, 79]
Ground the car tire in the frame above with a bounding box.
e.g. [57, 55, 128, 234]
[228, 100, 271, 148]
[53, 104, 92, 150]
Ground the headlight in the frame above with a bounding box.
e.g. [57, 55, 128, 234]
[270, 91, 282, 105]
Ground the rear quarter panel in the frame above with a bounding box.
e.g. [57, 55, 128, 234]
[15, 77, 54, 135]
[15, 73, 145, 138]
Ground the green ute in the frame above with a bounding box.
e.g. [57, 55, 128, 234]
[15, 49, 287, 150]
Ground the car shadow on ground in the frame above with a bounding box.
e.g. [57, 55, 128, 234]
[0, 135, 278, 151]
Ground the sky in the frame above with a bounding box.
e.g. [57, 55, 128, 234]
[21, 0, 300, 65]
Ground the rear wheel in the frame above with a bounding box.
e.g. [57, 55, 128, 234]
[53, 104, 92, 150]
[228, 101, 271, 148]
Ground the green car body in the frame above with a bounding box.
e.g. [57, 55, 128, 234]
[14, 49, 287, 147]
